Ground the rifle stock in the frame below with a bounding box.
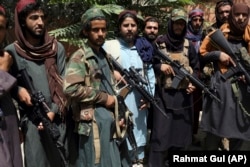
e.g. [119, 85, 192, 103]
[209, 29, 250, 85]
[109, 55, 169, 119]
[154, 45, 221, 103]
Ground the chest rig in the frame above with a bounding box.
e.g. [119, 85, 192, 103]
[158, 39, 193, 89]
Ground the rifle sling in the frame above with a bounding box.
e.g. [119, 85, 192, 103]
[93, 116, 101, 164]
[113, 95, 130, 139]
[231, 81, 250, 117]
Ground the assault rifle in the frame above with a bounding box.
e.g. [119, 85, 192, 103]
[19, 69, 68, 167]
[109, 56, 169, 119]
[109, 56, 161, 165]
[113, 94, 139, 164]
[209, 29, 250, 85]
[153, 44, 221, 103]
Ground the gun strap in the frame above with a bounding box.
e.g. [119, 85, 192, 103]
[231, 81, 250, 117]
[113, 95, 131, 139]
[93, 116, 101, 164]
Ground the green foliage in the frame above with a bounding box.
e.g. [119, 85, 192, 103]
[48, 0, 119, 5]
[48, 23, 81, 39]
[143, 0, 195, 6]
[48, 4, 126, 46]
[0, 0, 205, 47]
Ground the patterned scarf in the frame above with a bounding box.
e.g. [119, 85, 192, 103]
[14, 9, 66, 115]
[186, 24, 203, 53]
[156, 20, 186, 52]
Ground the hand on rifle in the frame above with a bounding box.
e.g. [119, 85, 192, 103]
[186, 82, 196, 94]
[139, 98, 150, 110]
[114, 70, 127, 84]
[37, 112, 55, 130]
[237, 75, 246, 83]
[219, 52, 236, 67]
[18, 87, 32, 106]
[105, 94, 115, 108]
[160, 63, 175, 76]
[119, 118, 126, 128]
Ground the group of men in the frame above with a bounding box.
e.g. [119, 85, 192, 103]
[1, 0, 250, 167]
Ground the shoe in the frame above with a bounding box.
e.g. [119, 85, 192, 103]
[132, 159, 144, 167]
[132, 163, 143, 167]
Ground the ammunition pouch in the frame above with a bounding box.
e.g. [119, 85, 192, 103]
[203, 62, 214, 77]
[72, 103, 94, 137]
[72, 103, 100, 164]
[201, 62, 214, 85]
[239, 47, 250, 71]
[72, 103, 94, 122]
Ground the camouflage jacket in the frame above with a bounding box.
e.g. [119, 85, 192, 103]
[64, 41, 115, 102]
[63, 41, 116, 135]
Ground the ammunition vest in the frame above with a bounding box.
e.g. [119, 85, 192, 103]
[158, 39, 193, 89]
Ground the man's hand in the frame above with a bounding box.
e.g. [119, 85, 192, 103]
[186, 83, 196, 94]
[37, 112, 55, 130]
[114, 70, 127, 84]
[119, 118, 125, 128]
[105, 94, 115, 108]
[219, 52, 236, 67]
[47, 111, 55, 122]
[0, 51, 13, 71]
[139, 98, 149, 110]
[160, 63, 175, 75]
[18, 87, 32, 106]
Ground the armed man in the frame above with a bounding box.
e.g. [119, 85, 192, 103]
[149, 8, 199, 167]
[199, 3, 250, 151]
[63, 7, 130, 167]
[103, 10, 156, 167]
[5, 0, 68, 166]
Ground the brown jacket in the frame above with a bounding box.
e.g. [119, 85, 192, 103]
[200, 23, 250, 74]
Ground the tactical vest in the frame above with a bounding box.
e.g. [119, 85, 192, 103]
[158, 39, 193, 89]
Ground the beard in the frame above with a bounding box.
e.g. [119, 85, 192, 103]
[124, 36, 135, 44]
[119, 31, 137, 45]
[144, 33, 157, 42]
[220, 16, 229, 24]
[95, 38, 105, 47]
[26, 27, 45, 39]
